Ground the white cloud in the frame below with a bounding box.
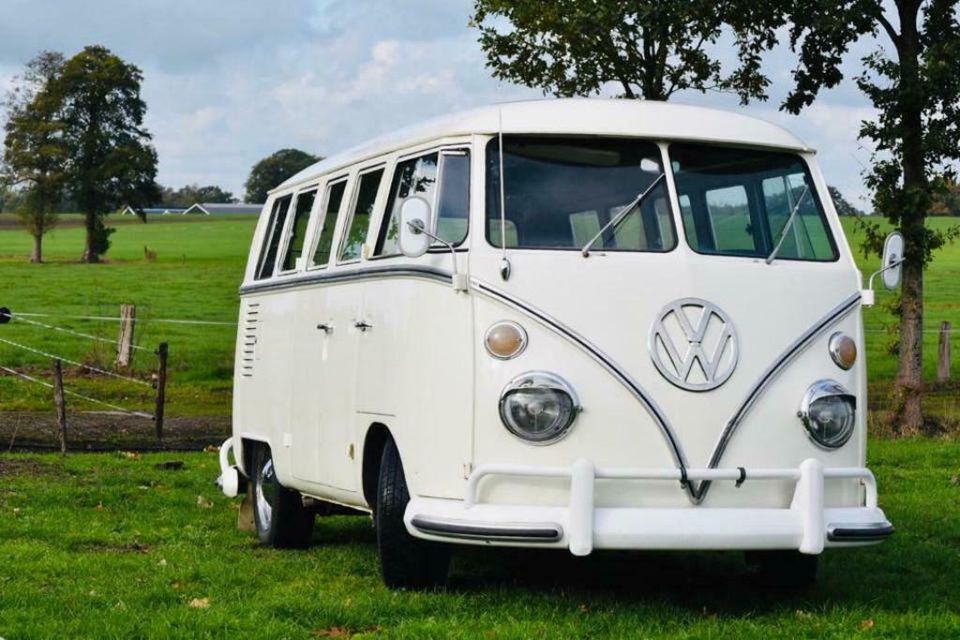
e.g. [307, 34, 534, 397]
[0, 0, 889, 209]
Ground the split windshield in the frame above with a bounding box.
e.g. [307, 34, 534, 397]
[484, 136, 838, 262]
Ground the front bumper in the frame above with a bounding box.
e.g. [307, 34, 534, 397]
[405, 458, 893, 555]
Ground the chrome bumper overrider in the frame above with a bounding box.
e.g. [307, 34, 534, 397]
[405, 458, 893, 555]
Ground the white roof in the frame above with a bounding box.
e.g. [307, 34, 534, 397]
[276, 98, 812, 194]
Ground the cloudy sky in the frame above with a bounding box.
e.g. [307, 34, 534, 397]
[0, 0, 881, 207]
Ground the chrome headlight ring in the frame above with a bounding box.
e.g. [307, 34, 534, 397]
[498, 371, 580, 445]
[798, 379, 857, 449]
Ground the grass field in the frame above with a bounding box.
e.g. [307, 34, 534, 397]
[1, 212, 957, 419]
[1, 439, 958, 638]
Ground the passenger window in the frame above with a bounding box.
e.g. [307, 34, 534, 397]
[705, 186, 756, 253]
[280, 189, 316, 272]
[376, 154, 439, 256]
[435, 151, 470, 246]
[311, 180, 346, 268]
[255, 194, 293, 280]
[340, 168, 384, 262]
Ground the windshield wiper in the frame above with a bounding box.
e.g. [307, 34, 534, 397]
[581, 173, 665, 257]
[765, 185, 810, 265]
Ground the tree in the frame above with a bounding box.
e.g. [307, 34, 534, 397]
[244, 149, 321, 204]
[1, 51, 68, 263]
[470, 0, 779, 102]
[160, 184, 236, 208]
[828, 186, 868, 217]
[54, 46, 160, 262]
[772, 1, 960, 435]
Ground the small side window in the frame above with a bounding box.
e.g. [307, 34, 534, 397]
[376, 153, 439, 256]
[255, 194, 292, 280]
[280, 189, 317, 272]
[340, 168, 384, 262]
[435, 151, 470, 246]
[311, 180, 347, 268]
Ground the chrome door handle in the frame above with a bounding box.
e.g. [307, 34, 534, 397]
[354, 320, 373, 331]
[316, 322, 334, 334]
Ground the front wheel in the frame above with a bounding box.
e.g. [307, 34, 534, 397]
[375, 437, 450, 589]
[250, 444, 314, 548]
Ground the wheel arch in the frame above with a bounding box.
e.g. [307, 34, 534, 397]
[361, 422, 392, 510]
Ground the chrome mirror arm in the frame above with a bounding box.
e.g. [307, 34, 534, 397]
[406, 220, 468, 291]
[867, 257, 906, 291]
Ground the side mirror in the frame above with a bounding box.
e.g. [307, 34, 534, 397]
[398, 197, 431, 258]
[881, 232, 904, 290]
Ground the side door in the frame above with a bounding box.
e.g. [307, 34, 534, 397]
[310, 165, 387, 493]
[355, 148, 475, 496]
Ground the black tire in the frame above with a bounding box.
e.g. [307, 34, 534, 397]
[745, 550, 819, 589]
[375, 437, 450, 589]
[250, 443, 314, 548]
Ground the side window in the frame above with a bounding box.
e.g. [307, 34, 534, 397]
[280, 189, 316, 272]
[311, 180, 346, 268]
[376, 154, 439, 256]
[339, 168, 384, 262]
[255, 194, 292, 280]
[435, 151, 470, 246]
[704, 185, 756, 253]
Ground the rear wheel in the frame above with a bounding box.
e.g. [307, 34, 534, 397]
[745, 550, 819, 589]
[251, 444, 314, 548]
[375, 437, 450, 589]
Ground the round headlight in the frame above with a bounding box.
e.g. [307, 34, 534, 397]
[485, 321, 528, 359]
[828, 332, 857, 370]
[499, 371, 579, 444]
[798, 380, 856, 449]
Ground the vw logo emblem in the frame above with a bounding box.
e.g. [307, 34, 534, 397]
[649, 298, 739, 392]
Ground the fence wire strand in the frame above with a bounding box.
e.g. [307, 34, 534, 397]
[0, 364, 153, 418]
[9, 314, 153, 352]
[10, 311, 234, 326]
[0, 335, 154, 387]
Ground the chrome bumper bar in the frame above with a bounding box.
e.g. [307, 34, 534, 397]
[405, 458, 893, 555]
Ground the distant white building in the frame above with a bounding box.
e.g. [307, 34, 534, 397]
[182, 203, 263, 215]
[118, 206, 186, 216]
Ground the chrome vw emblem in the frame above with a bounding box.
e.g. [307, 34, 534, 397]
[649, 298, 739, 392]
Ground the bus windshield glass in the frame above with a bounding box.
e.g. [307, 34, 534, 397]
[669, 144, 838, 262]
[485, 136, 676, 252]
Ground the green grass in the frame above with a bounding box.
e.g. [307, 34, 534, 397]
[1, 438, 958, 638]
[0, 214, 258, 415]
[0, 213, 957, 417]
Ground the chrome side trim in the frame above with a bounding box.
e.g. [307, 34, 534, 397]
[694, 292, 862, 503]
[411, 515, 563, 542]
[239, 265, 451, 296]
[827, 522, 894, 542]
[471, 278, 696, 500]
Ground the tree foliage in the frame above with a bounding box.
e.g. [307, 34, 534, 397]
[828, 186, 867, 216]
[470, 0, 779, 101]
[160, 184, 236, 208]
[52, 45, 160, 262]
[1, 51, 68, 263]
[244, 149, 321, 204]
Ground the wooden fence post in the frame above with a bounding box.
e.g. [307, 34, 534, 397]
[52, 358, 67, 455]
[155, 342, 168, 440]
[116, 304, 136, 369]
[938, 321, 952, 383]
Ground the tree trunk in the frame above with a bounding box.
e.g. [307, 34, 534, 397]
[30, 233, 43, 263]
[82, 210, 98, 263]
[891, 3, 926, 436]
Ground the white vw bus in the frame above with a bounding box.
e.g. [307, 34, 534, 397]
[217, 99, 897, 589]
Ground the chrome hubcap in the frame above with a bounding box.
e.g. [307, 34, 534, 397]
[255, 457, 276, 531]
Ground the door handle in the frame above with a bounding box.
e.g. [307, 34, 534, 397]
[316, 322, 334, 334]
[354, 320, 373, 332]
